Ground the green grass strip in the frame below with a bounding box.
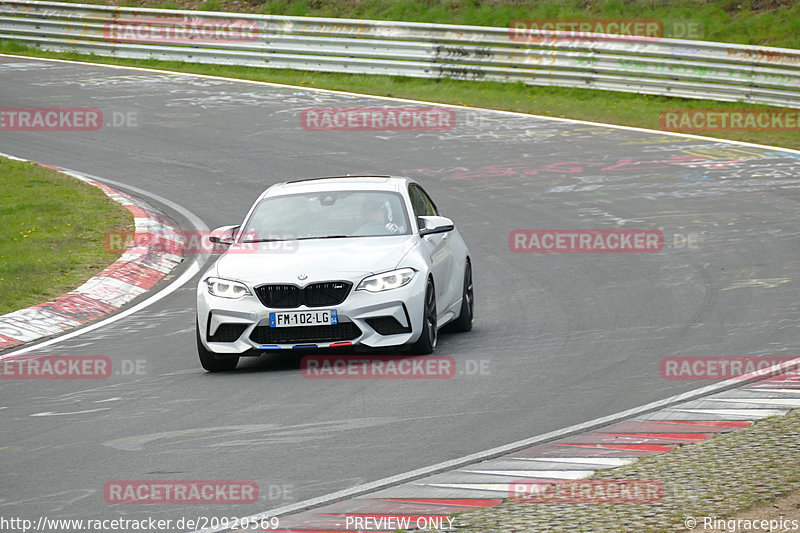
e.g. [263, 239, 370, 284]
[0, 157, 134, 315]
[56, 0, 800, 49]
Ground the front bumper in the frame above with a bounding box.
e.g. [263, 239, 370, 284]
[196, 274, 426, 354]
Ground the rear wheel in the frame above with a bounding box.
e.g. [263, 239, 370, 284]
[448, 260, 473, 333]
[410, 280, 437, 355]
[197, 321, 239, 372]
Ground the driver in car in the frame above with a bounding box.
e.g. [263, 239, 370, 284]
[355, 197, 401, 236]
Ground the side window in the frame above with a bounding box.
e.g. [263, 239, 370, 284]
[419, 186, 439, 216]
[408, 184, 438, 217]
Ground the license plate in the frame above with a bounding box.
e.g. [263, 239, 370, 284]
[269, 310, 337, 328]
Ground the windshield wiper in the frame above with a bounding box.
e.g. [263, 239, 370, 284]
[296, 235, 349, 241]
[241, 238, 291, 243]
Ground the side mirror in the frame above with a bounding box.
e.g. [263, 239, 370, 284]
[208, 225, 239, 245]
[418, 216, 454, 236]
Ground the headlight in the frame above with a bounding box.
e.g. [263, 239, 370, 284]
[357, 268, 416, 292]
[205, 277, 251, 299]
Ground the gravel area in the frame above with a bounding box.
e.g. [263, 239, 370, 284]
[451, 409, 800, 532]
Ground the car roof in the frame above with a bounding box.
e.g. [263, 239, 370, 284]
[260, 175, 414, 199]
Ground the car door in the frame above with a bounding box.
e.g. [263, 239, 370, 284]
[409, 184, 456, 312]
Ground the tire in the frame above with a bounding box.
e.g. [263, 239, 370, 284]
[448, 260, 473, 333]
[410, 279, 437, 355]
[197, 321, 239, 372]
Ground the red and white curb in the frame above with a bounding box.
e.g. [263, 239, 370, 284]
[223, 366, 800, 533]
[0, 154, 183, 351]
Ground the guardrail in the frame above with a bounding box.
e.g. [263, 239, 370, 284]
[2, 0, 800, 108]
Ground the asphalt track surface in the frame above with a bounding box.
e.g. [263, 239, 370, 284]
[2, 56, 800, 527]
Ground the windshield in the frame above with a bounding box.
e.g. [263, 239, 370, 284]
[241, 190, 411, 241]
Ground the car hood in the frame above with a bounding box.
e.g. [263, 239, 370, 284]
[214, 235, 418, 285]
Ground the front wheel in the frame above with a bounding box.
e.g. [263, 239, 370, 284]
[197, 321, 239, 372]
[410, 280, 437, 355]
[448, 260, 473, 333]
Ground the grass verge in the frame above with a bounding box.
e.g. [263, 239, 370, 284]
[56, 0, 800, 49]
[2, 39, 800, 152]
[0, 157, 134, 315]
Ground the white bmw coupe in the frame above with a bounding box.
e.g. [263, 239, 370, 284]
[196, 176, 473, 372]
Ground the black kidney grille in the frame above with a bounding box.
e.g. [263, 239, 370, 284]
[255, 281, 352, 308]
[304, 281, 352, 307]
[249, 322, 361, 344]
[255, 284, 301, 308]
